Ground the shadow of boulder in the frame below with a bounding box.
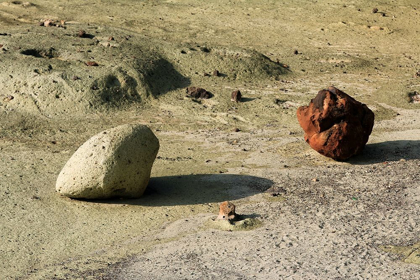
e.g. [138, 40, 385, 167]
[92, 174, 273, 206]
[349, 140, 420, 164]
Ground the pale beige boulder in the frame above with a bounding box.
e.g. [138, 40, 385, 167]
[56, 124, 159, 199]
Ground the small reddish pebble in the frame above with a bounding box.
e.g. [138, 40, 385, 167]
[85, 61, 99, 66]
[231, 90, 242, 102]
[217, 201, 236, 220]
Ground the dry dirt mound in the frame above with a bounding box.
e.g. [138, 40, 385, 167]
[0, 25, 189, 117]
[0, 24, 287, 117]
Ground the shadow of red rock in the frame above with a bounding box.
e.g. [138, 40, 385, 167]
[349, 140, 420, 164]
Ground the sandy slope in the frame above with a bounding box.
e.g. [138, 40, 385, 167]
[0, 0, 419, 279]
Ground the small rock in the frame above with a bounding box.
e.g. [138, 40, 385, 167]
[296, 86, 374, 161]
[78, 30, 87, 38]
[217, 201, 236, 220]
[372, 8, 379, 13]
[369, 26, 384, 31]
[56, 124, 160, 199]
[213, 70, 220, 77]
[231, 90, 242, 102]
[186, 86, 212, 99]
[85, 61, 99, 66]
[42, 19, 56, 27]
[3, 95, 14, 102]
[408, 91, 420, 103]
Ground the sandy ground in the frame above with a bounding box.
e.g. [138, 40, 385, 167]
[1, 0, 420, 279]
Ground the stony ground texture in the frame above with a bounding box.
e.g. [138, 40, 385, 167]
[0, 0, 419, 279]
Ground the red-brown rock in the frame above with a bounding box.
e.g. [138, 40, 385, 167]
[186, 86, 212, 99]
[296, 86, 374, 161]
[217, 201, 236, 220]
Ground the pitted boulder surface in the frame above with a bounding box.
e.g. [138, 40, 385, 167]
[297, 86, 374, 161]
[56, 124, 159, 199]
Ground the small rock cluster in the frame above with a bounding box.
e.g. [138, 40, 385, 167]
[297, 86, 375, 161]
[186, 87, 242, 102]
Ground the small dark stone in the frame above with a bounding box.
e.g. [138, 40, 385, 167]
[233, 128, 240, 132]
[78, 30, 87, 38]
[185, 87, 212, 99]
[372, 8, 378, 13]
[213, 70, 220, 77]
[86, 61, 99, 66]
[408, 91, 420, 103]
[231, 90, 242, 102]
[294, 50, 299, 55]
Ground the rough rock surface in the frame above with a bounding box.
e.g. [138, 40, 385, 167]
[231, 90, 242, 102]
[297, 86, 374, 161]
[185, 87, 212, 99]
[217, 201, 236, 220]
[56, 124, 159, 199]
